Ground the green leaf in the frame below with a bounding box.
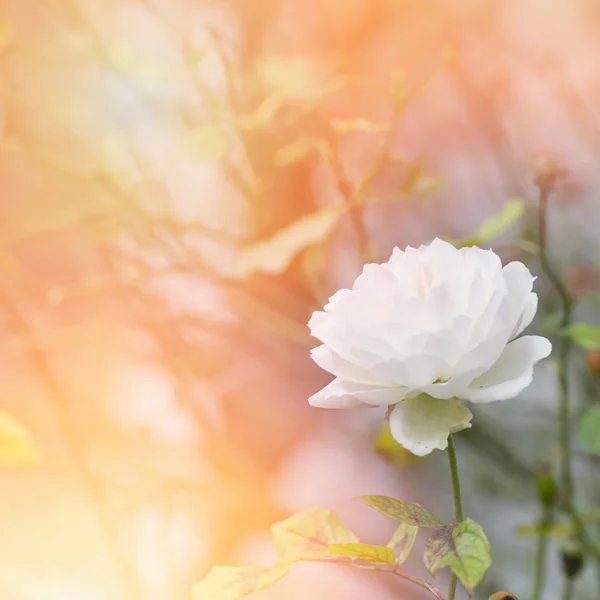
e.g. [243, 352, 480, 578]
[0, 411, 39, 466]
[462, 199, 525, 246]
[271, 508, 359, 562]
[423, 518, 491, 595]
[578, 406, 600, 454]
[359, 495, 443, 527]
[328, 543, 396, 566]
[387, 523, 418, 564]
[567, 323, 600, 350]
[230, 206, 346, 278]
[192, 562, 291, 600]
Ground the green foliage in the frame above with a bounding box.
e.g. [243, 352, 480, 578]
[271, 508, 359, 562]
[516, 507, 600, 538]
[423, 518, 492, 595]
[578, 406, 600, 455]
[535, 470, 558, 509]
[387, 523, 418, 564]
[359, 495, 444, 527]
[328, 542, 396, 565]
[193, 502, 455, 600]
[566, 323, 600, 350]
[193, 563, 291, 600]
[459, 199, 525, 247]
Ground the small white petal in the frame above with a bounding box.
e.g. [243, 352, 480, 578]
[309, 378, 407, 409]
[388, 395, 473, 456]
[462, 335, 552, 403]
[503, 261, 536, 333]
[512, 292, 538, 338]
[310, 345, 382, 385]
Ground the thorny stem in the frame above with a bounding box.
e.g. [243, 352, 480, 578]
[538, 184, 575, 504]
[536, 177, 600, 593]
[447, 435, 464, 600]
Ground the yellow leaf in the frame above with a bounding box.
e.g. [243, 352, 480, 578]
[181, 125, 230, 162]
[230, 206, 346, 278]
[0, 411, 39, 466]
[328, 543, 396, 566]
[274, 138, 332, 166]
[256, 56, 318, 98]
[331, 118, 390, 134]
[271, 508, 359, 562]
[192, 562, 290, 600]
[106, 43, 161, 86]
[387, 523, 418, 565]
[0, 19, 14, 48]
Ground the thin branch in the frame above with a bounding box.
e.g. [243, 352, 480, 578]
[1, 285, 142, 600]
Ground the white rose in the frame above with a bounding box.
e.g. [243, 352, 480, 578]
[308, 238, 552, 456]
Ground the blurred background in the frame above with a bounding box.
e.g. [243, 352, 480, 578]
[2, 0, 600, 599]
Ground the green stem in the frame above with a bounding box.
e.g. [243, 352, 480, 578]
[447, 435, 463, 600]
[531, 506, 551, 600]
[537, 184, 574, 500]
[562, 576, 573, 600]
[535, 180, 600, 588]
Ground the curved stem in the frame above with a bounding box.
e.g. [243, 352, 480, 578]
[447, 435, 463, 600]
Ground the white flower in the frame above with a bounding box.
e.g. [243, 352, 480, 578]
[308, 238, 552, 456]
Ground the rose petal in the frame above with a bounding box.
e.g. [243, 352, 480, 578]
[388, 395, 473, 456]
[415, 367, 482, 399]
[310, 345, 383, 385]
[308, 378, 407, 408]
[503, 261, 536, 334]
[461, 335, 552, 403]
[371, 353, 451, 388]
[512, 292, 538, 338]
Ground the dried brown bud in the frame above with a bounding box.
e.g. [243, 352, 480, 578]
[533, 156, 568, 191]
